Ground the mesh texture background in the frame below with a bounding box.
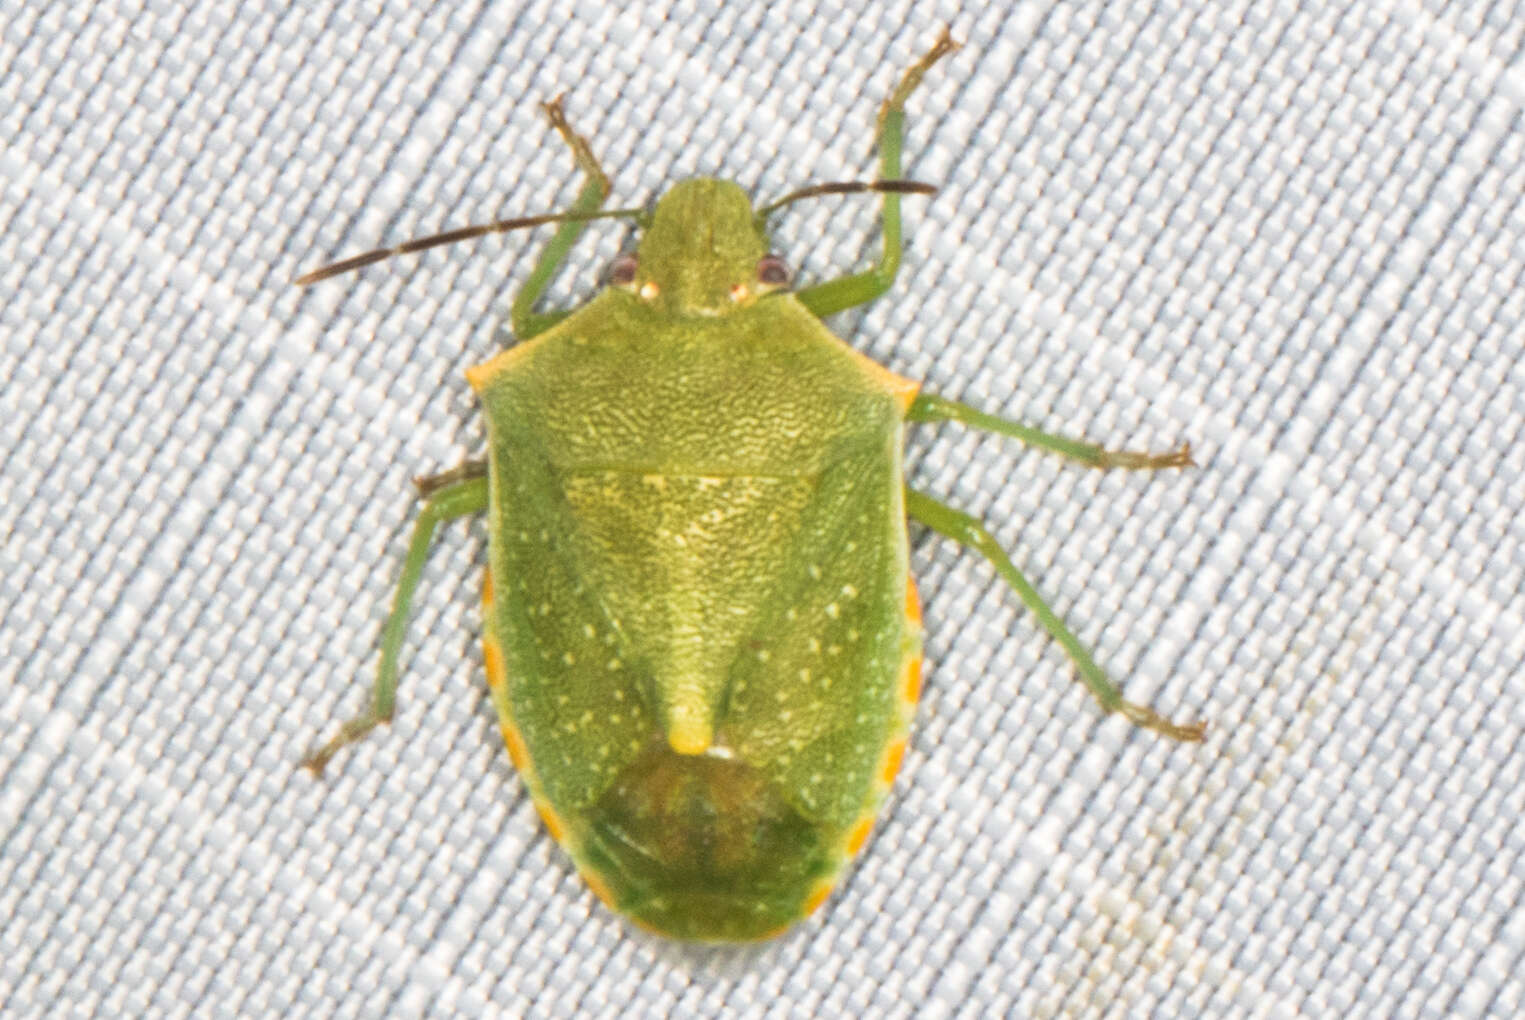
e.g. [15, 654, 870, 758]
[4, 1, 1524, 1016]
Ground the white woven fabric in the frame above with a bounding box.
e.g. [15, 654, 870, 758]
[5, 1, 1523, 1016]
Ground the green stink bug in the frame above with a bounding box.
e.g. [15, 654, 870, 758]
[299, 29, 1203, 942]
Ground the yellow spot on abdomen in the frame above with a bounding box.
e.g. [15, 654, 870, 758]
[880, 737, 908, 785]
[499, 722, 530, 772]
[905, 575, 923, 628]
[902, 654, 923, 707]
[901, 574, 925, 706]
[846, 816, 875, 856]
[483, 639, 507, 692]
[482, 570, 506, 691]
[535, 801, 568, 845]
[803, 877, 836, 917]
[580, 868, 618, 910]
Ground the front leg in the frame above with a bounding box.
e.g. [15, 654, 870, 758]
[511, 97, 612, 340]
[794, 29, 959, 319]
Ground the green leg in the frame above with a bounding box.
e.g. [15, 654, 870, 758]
[795, 29, 959, 319]
[905, 488, 1204, 741]
[511, 96, 611, 340]
[302, 475, 490, 774]
[909, 392, 1193, 469]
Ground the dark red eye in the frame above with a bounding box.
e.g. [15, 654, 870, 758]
[608, 253, 639, 286]
[756, 254, 791, 287]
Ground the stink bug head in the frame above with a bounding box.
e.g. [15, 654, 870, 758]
[622, 178, 773, 317]
[609, 177, 936, 319]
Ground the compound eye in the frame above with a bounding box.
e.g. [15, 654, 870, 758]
[756, 254, 791, 288]
[608, 253, 639, 287]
